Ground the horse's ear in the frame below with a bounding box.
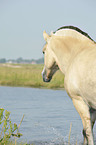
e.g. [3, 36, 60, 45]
[43, 31, 50, 41]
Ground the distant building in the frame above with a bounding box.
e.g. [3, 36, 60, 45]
[31, 61, 36, 64]
[7, 61, 12, 63]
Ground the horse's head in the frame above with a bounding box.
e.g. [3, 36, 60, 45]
[42, 31, 59, 82]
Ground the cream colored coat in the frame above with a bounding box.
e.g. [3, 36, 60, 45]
[42, 27, 96, 145]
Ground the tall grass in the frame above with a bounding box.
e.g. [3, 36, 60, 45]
[0, 64, 64, 89]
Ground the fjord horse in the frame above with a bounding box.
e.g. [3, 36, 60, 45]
[42, 26, 96, 145]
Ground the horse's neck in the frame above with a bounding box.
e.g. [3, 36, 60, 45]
[51, 36, 94, 74]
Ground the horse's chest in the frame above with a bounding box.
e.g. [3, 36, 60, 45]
[64, 65, 80, 98]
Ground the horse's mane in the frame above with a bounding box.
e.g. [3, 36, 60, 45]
[54, 26, 95, 42]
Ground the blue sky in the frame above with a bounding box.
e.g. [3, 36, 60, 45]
[0, 0, 96, 59]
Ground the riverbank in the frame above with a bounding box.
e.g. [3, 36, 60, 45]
[0, 64, 64, 89]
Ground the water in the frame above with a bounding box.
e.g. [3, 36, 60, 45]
[0, 86, 96, 145]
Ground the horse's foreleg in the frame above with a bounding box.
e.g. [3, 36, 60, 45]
[72, 97, 94, 145]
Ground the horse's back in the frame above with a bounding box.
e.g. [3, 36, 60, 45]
[64, 46, 96, 109]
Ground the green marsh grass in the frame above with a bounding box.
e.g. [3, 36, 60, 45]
[0, 108, 24, 145]
[0, 64, 64, 89]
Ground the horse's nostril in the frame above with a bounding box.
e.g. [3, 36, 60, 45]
[43, 75, 52, 83]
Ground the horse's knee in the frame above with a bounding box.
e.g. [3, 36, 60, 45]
[83, 129, 86, 138]
[83, 127, 94, 145]
[82, 129, 87, 145]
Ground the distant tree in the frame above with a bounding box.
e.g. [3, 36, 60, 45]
[16, 57, 23, 63]
[0, 58, 6, 63]
[1, 57, 44, 64]
[36, 58, 44, 64]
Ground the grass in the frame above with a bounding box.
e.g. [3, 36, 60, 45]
[6, 141, 31, 145]
[0, 63, 64, 89]
[0, 108, 25, 145]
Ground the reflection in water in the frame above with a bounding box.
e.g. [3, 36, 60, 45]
[0, 86, 96, 144]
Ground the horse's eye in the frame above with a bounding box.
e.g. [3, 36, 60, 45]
[43, 51, 45, 54]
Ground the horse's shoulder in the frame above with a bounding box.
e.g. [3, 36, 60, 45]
[64, 46, 96, 97]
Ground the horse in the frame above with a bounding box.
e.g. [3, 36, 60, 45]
[42, 25, 96, 145]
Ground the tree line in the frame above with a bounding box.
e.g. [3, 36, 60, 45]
[0, 57, 44, 64]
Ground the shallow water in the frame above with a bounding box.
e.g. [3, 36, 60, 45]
[0, 86, 96, 144]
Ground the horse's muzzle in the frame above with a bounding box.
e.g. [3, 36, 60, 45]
[43, 75, 52, 82]
[42, 68, 52, 83]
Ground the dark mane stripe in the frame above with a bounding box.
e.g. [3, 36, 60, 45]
[54, 26, 95, 42]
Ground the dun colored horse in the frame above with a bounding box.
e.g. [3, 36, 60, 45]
[42, 26, 96, 145]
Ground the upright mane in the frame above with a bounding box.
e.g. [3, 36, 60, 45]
[54, 26, 95, 42]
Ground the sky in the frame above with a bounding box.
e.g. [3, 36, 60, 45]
[0, 0, 96, 59]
